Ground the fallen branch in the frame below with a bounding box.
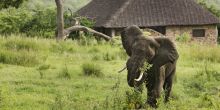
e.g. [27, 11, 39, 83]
[64, 25, 112, 41]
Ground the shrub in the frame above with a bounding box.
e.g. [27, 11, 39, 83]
[124, 90, 144, 109]
[81, 62, 103, 77]
[80, 17, 95, 28]
[21, 7, 56, 38]
[0, 7, 32, 34]
[176, 33, 191, 43]
[0, 7, 57, 38]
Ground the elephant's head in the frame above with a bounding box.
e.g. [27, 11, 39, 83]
[121, 25, 179, 87]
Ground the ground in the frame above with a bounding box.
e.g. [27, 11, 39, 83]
[0, 35, 220, 110]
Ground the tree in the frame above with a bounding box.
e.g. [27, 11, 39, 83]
[197, 0, 220, 42]
[55, 0, 64, 40]
[0, 0, 26, 10]
[54, 0, 111, 41]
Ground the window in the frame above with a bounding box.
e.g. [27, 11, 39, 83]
[149, 26, 166, 35]
[192, 29, 205, 37]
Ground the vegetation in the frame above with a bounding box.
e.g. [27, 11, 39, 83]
[197, 0, 220, 40]
[176, 33, 191, 43]
[82, 62, 104, 77]
[0, 0, 26, 9]
[0, 0, 91, 38]
[0, 35, 220, 109]
[0, 0, 220, 109]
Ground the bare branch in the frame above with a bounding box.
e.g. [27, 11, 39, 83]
[64, 25, 112, 41]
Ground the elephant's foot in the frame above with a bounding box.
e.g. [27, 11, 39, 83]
[146, 98, 158, 108]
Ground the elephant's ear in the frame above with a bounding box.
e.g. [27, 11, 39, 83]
[152, 38, 179, 67]
[121, 25, 143, 56]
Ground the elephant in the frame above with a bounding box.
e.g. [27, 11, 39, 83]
[121, 25, 179, 108]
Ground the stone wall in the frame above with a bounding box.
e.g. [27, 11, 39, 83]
[166, 25, 218, 44]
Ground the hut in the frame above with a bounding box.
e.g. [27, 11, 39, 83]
[77, 0, 220, 43]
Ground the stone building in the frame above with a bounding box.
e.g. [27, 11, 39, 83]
[77, 0, 220, 44]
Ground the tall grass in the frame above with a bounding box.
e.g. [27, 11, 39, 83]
[81, 62, 103, 77]
[0, 36, 48, 66]
[0, 35, 219, 109]
[178, 43, 220, 63]
[0, 49, 41, 66]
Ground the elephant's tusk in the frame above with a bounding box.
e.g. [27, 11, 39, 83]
[134, 72, 144, 81]
[118, 66, 127, 73]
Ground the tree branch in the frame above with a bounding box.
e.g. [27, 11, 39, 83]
[64, 25, 112, 41]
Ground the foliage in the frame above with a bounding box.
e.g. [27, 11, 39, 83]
[23, 0, 90, 12]
[139, 61, 152, 73]
[80, 17, 95, 28]
[197, 0, 220, 43]
[124, 90, 144, 109]
[176, 33, 191, 43]
[197, 0, 220, 17]
[21, 8, 57, 38]
[0, 0, 91, 38]
[0, 7, 57, 38]
[0, 7, 32, 34]
[0, 0, 26, 10]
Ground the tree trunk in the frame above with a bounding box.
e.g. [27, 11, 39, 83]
[55, 0, 111, 41]
[55, 0, 64, 40]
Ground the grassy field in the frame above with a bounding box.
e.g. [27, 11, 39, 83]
[0, 35, 220, 110]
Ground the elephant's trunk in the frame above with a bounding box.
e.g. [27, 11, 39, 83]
[126, 55, 146, 87]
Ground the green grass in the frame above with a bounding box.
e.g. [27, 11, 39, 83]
[0, 35, 220, 109]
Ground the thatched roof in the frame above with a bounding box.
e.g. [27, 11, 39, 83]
[77, 0, 220, 28]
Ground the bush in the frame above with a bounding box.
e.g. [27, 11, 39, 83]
[124, 90, 144, 109]
[0, 7, 57, 38]
[0, 7, 32, 34]
[80, 17, 95, 28]
[81, 62, 103, 77]
[176, 33, 191, 43]
[21, 7, 56, 38]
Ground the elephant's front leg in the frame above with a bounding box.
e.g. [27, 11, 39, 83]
[163, 68, 175, 102]
[146, 66, 165, 108]
[146, 82, 157, 108]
